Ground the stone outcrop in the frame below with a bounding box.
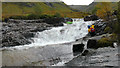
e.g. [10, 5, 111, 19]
[84, 15, 99, 21]
[1, 17, 65, 47]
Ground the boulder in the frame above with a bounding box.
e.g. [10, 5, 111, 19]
[81, 50, 89, 56]
[84, 16, 91, 21]
[44, 17, 64, 27]
[73, 43, 85, 53]
[87, 39, 97, 49]
[84, 15, 99, 21]
[64, 17, 73, 22]
[93, 21, 107, 35]
[87, 38, 114, 49]
[90, 15, 99, 21]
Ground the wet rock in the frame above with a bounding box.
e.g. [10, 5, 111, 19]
[64, 17, 73, 22]
[87, 38, 114, 49]
[84, 16, 91, 21]
[44, 17, 64, 27]
[87, 39, 97, 49]
[84, 15, 99, 21]
[2, 31, 31, 47]
[1, 21, 53, 47]
[73, 43, 85, 53]
[1, 17, 65, 47]
[81, 50, 89, 56]
[93, 21, 107, 35]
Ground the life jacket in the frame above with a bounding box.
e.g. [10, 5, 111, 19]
[90, 28, 95, 32]
[88, 29, 91, 32]
[91, 25, 94, 29]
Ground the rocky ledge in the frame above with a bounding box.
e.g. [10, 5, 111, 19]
[1, 17, 64, 47]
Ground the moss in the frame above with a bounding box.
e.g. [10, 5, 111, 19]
[97, 37, 114, 48]
[104, 26, 111, 33]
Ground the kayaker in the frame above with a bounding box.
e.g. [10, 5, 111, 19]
[88, 25, 95, 36]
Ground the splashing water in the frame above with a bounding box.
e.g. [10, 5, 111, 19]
[4, 18, 96, 49]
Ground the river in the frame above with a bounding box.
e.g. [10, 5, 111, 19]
[0, 18, 119, 66]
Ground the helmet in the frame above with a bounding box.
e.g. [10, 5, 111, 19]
[88, 25, 91, 28]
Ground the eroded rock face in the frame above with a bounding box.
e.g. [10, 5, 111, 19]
[93, 21, 107, 35]
[1, 21, 52, 47]
[1, 17, 65, 47]
[2, 31, 31, 47]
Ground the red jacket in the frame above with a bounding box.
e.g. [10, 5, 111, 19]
[90, 28, 95, 32]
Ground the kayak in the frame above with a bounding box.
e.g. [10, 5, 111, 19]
[66, 21, 73, 24]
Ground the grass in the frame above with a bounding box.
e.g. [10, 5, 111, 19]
[2, 2, 88, 19]
[97, 34, 117, 48]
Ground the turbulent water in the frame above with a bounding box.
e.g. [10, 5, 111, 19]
[1, 18, 96, 66]
[3, 18, 95, 50]
[31, 19, 94, 46]
[2, 18, 118, 66]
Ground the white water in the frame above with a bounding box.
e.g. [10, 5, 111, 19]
[1, 18, 97, 66]
[3, 18, 96, 50]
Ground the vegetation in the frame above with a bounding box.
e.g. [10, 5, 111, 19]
[97, 37, 114, 48]
[104, 26, 112, 33]
[91, 2, 120, 45]
[96, 2, 112, 21]
[115, 2, 120, 43]
[2, 2, 88, 19]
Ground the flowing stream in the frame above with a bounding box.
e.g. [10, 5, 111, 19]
[2, 18, 95, 50]
[1, 18, 118, 66]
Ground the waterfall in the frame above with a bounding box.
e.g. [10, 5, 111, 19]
[1, 18, 97, 66]
[29, 19, 95, 46]
[4, 18, 95, 49]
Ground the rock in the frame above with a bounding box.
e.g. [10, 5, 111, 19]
[112, 10, 117, 15]
[64, 17, 73, 22]
[21, 32, 35, 39]
[73, 43, 85, 53]
[84, 16, 91, 21]
[81, 50, 89, 56]
[93, 21, 107, 35]
[84, 15, 99, 21]
[2, 31, 31, 47]
[87, 39, 97, 49]
[87, 38, 115, 49]
[1, 20, 53, 47]
[97, 37, 114, 48]
[44, 17, 64, 27]
[8, 19, 45, 23]
[90, 15, 99, 21]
